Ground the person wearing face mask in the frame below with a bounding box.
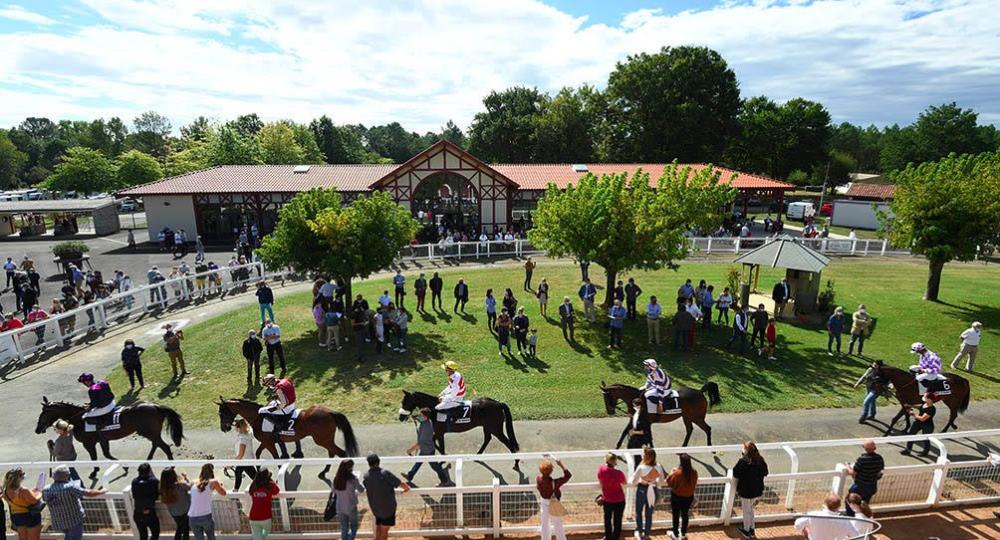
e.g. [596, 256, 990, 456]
[848, 304, 872, 356]
[121, 339, 146, 390]
[242, 330, 264, 387]
[261, 319, 285, 376]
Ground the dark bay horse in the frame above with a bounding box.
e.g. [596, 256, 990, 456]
[217, 398, 359, 478]
[873, 365, 970, 435]
[601, 381, 721, 447]
[398, 391, 520, 468]
[35, 397, 183, 478]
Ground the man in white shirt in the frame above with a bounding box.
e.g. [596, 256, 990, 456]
[794, 494, 860, 539]
[951, 321, 982, 372]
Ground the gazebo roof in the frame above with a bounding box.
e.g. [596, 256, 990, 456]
[734, 236, 831, 273]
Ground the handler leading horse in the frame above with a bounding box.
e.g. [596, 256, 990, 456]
[872, 365, 970, 435]
[601, 381, 721, 447]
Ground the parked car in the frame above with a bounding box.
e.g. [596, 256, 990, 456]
[820, 202, 833, 216]
[786, 201, 816, 221]
[118, 199, 140, 212]
[803, 185, 825, 193]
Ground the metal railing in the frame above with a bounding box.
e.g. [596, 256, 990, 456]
[0, 262, 282, 370]
[7, 428, 997, 539]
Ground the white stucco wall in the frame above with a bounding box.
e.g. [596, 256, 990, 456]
[143, 195, 197, 242]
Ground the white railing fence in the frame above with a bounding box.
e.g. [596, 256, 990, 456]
[8, 429, 998, 539]
[0, 262, 284, 370]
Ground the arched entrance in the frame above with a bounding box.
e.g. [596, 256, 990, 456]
[411, 172, 480, 240]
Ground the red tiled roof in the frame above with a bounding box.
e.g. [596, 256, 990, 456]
[846, 183, 896, 200]
[119, 163, 793, 196]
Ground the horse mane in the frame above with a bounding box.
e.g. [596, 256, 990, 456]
[226, 398, 262, 407]
[408, 391, 437, 401]
[604, 383, 640, 392]
[46, 401, 85, 410]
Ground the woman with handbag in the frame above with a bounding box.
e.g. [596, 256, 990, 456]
[666, 453, 698, 540]
[596, 453, 627, 540]
[330, 460, 364, 540]
[629, 447, 666, 540]
[536, 457, 572, 540]
[2, 468, 42, 540]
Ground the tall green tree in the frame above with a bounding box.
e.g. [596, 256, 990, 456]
[258, 189, 418, 300]
[533, 86, 597, 163]
[106, 117, 128, 156]
[309, 115, 371, 164]
[603, 46, 741, 163]
[529, 165, 735, 306]
[0, 130, 28, 189]
[439, 120, 466, 147]
[258, 122, 305, 165]
[45, 146, 118, 194]
[180, 116, 212, 143]
[127, 111, 172, 158]
[879, 124, 917, 171]
[233, 113, 264, 138]
[8, 117, 60, 174]
[468, 86, 548, 162]
[829, 122, 882, 173]
[207, 123, 261, 165]
[882, 150, 1000, 300]
[165, 141, 210, 177]
[912, 102, 988, 164]
[290, 123, 325, 163]
[724, 96, 832, 179]
[116, 149, 163, 187]
[364, 122, 426, 163]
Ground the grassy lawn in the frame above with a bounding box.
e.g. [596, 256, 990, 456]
[106, 258, 1000, 428]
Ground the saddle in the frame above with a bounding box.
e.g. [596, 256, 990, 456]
[917, 374, 952, 396]
[84, 407, 123, 433]
[436, 401, 473, 425]
[646, 390, 681, 415]
[262, 409, 301, 436]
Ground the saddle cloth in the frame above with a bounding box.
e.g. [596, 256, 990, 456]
[436, 401, 473, 424]
[84, 407, 123, 433]
[262, 408, 301, 435]
[647, 390, 681, 415]
[917, 374, 952, 396]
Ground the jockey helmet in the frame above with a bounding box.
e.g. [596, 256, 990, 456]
[643, 358, 658, 369]
[262, 374, 276, 385]
[441, 360, 459, 371]
[77, 373, 94, 383]
[910, 342, 925, 353]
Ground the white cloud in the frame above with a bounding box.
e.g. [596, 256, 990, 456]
[0, 0, 998, 132]
[0, 4, 56, 25]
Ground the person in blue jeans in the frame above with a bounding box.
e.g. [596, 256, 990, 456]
[853, 360, 882, 423]
[628, 447, 665, 539]
[332, 460, 365, 540]
[826, 306, 845, 356]
[256, 281, 275, 324]
[402, 408, 452, 486]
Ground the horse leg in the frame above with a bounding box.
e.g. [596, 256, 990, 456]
[492, 428, 520, 471]
[436, 434, 447, 455]
[885, 407, 906, 436]
[99, 439, 116, 460]
[942, 407, 959, 433]
[681, 418, 694, 447]
[694, 419, 713, 446]
[84, 443, 100, 480]
[475, 430, 494, 454]
[318, 434, 344, 480]
[291, 438, 304, 459]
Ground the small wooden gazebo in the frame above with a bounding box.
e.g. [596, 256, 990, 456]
[733, 236, 830, 314]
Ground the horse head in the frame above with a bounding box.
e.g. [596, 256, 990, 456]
[398, 391, 415, 422]
[217, 397, 236, 433]
[600, 384, 618, 415]
[36, 398, 64, 435]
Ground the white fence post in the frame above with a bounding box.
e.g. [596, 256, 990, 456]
[706, 237, 713, 254]
[782, 444, 799, 510]
[101, 464, 122, 531]
[927, 437, 949, 506]
[491, 477, 501, 536]
[735, 237, 742, 254]
[455, 458, 464, 529]
[720, 468, 736, 525]
[832, 463, 848, 498]
[276, 462, 291, 531]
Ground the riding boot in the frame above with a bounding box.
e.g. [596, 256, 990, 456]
[273, 433, 290, 459]
[291, 441, 304, 459]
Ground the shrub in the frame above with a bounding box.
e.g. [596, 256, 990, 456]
[51, 241, 90, 259]
[817, 279, 836, 314]
[725, 265, 741, 303]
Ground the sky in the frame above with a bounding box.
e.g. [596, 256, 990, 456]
[1, 0, 998, 134]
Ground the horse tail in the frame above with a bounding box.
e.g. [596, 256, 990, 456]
[959, 385, 970, 414]
[157, 405, 184, 447]
[500, 402, 520, 453]
[700, 382, 721, 407]
[332, 412, 360, 457]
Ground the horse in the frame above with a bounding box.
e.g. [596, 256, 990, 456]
[600, 381, 721, 447]
[872, 365, 970, 435]
[398, 391, 520, 469]
[35, 397, 184, 479]
[217, 398, 359, 479]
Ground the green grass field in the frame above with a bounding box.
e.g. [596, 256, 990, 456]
[107, 258, 999, 428]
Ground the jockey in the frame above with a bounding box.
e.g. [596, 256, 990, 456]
[435, 361, 466, 414]
[909, 342, 943, 391]
[259, 374, 297, 457]
[639, 359, 671, 414]
[78, 373, 116, 419]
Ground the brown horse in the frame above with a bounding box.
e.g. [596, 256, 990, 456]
[872, 365, 971, 435]
[601, 381, 720, 447]
[217, 398, 359, 478]
[35, 397, 184, 479]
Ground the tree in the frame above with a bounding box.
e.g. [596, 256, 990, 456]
[879, 124, 917, 172]
[290, 123, 325, 163]
[207, 123, 261, 165]
[45, 146, 118, 194]
[912, 103, 988, 164]
[258, 122, 305, 165]
[127, 111, 172, 158]
[0, 130, 28, 189]
[363, 122, 424, 163]
[829, 122, 882, 173]
[180, 116, 212, 143]
[725, 96, 831, 179]
[603, 46, 741, 163]
[533, 86, 596, 162]
[258, 189, 418, 300]
[309, 115, 371, 164]
[232, 113, 264, 138]
[882, 150, 1000, 300]
[165, 141, 210, 177]
[468, 86, 548, 162]
[439, 120, 466, 147]
[116, 149, 163, 187]
[529, 165, 735, 306]
[106, 117, 128, 156]
[8, 117, 60, 174]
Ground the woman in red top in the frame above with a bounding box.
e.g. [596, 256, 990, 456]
[763, 318, 778, 360]
[536, 457, 571, 540]
[596, 453, 627, 540]
[247, 468, 280, 540]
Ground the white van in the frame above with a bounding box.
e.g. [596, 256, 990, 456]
[786, 201, 816, 221]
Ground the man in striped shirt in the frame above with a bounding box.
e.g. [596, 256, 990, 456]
[844, 440, 884, 516]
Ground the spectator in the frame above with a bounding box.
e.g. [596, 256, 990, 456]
[528, 328, 538, 358]
[951, 321, 982, 371]
[845, 440, 884, 516]
[646, 296, 662, 345]
[311, 298, 327, 348]
[666, 453, 698, 540]
[453, 279, 469, 313]
[761, 318, 778, 360]
[402, 408, 451, 486]
[394, 308, 409, 353]
[677, 279, 694, 303]
[319, 306, 341, 351]
[513, 307, 530, 355]
[162, 325, 186, 378]
[362, 454, 410, 540]
[578, 279, 597, 324]
[793, 494, 857, 540]
[378, 290, 391, 309]
[536, 457, 571, 540]
[900, 393, 937, 457]
[131, 463, 160, 540]
[772, 278, 791, 319]
[247, 468, 279, 540]
[685, 297, 702, 350]
[827, 306, 845, 356]
[623, 398, 653, 449]
[3, 468, 42, 540]
[49, 421, 79, 482]
[4, 258, 15, 288]
[496, 308, 512, 355]
[716, 287, 733, 325]
[413, 273, 427, 313]
[232, 420, 257, 491]
[523, 257, 536, 291]
[121, 339, 145, 390]
[733, 441, 769, 539]
[578, 259, 590, 281]
[597, 453, 627, 540]
[853, 360, 882, 423]
[845, 493, 874, 535]
[750, 304, 768, 353]
[25, 305, 47, 346]
[188, 464, 227, 540]
[725, 305, 749, 354]
[331, 460, 364, 540]
[624, 278, 642, 320]
[848, 304, 872, 356]
[608, 300, 626, 349]
[159, 468, 191, 540]
[261, 319, 285, 375]
[2, 313, 24, 333]
[557, 296, 575, 342]
[485, 290, 498, 332]
[536, 278, 550, 317]
[429, 272, 443, 311]
[392, 271, 405, 308]
[350, 307, 367, 360]
[41, 465, 105, 540]
[612, 280, 625, 304]
[629, 447, 665, 540]
[701, 285, 715, 330]
[242, 330, 263, 387]
[502, 288, 518, 316]
[672, 303, 694, 352]
[255, 282, 275, 324]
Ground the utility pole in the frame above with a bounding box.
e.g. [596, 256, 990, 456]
[817, 161, 831, 216]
